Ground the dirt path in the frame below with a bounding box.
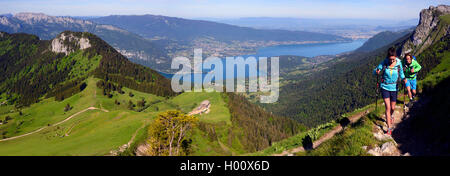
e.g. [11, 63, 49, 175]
[273, 109, 371, 156]
[0, 106, 108, 142]
[110, 121, 148, 156]
[127, 121, 147, 147]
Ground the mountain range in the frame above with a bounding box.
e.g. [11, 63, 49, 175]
[0, 13, 170, 72]
[0, 13, 350, 73]
[0, 5, 449, 156]
[91, 15, 349, 42]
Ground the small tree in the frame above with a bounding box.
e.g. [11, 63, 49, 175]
[146, 110, 198, 156]
[118, 85, 124, 94]
[64, 103, 72, 112]
[4, 116, 12, 122]
[137, 98, 146, 107]
[128, 100, 135, 110]
[107, 92, 113, 98]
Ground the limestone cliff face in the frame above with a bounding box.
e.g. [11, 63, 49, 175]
[401, 5, 450, 56]
[51, 32, 91, 55]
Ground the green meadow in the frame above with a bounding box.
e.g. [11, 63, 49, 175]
[0, 77, 237, 156]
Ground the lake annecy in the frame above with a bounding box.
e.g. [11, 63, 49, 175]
[161, 39, 368, 81]
[254, 39, 367, 57]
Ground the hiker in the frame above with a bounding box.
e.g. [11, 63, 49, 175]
[403, 53, 421, 104]
[374, 47, 406, 135]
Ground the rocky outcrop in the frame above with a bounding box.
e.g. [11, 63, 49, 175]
[135, 143, 151, 156]
[366, 141, 402, 156]
[401, 5, 450, 56]
[51, 32, 91, 55]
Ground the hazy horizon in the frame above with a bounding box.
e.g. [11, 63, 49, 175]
[0, 0, 447, 20]
[1, 12, 420, 22]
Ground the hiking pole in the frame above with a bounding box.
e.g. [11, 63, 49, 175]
[403, 80, 406, 119]
[375, 72, 379, 112]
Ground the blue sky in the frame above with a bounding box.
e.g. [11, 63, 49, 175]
[0, 0, 448, 19]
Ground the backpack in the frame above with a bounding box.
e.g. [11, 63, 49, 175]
[380, 59, 402, 89]
[404, 56, 417, 79]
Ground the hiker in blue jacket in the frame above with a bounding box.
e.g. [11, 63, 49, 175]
[374, 47, 407, 135]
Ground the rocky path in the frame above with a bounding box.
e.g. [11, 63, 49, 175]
[366, 104, 408, 156]
[272, 92, 426, 156]
[364, 93, 429, 156]
[367, 95, 443, 156]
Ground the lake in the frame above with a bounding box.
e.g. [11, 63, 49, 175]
[255, 39, 367, 57]
[160, 39, 367, 81]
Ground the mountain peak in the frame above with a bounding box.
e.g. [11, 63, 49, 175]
[414, 4, 450, 45]
[401, 4, 450, 56]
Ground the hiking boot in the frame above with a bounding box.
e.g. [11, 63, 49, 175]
[385, 128, 392, 135]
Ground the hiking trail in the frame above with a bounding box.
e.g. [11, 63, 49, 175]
[0, 106, 108, 142]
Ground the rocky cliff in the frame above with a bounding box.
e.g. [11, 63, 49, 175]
[401, 5, 450, 56]
[51, 32, 91, 55]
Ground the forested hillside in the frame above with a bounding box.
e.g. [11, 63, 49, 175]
[356, 28, 413, 52]
[0, 31, 174, 107]
[225, 93, 305, 152]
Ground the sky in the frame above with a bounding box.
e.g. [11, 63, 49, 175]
[0, 0, 448, 20]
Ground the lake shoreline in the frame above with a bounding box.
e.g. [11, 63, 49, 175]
[159, 39, 367, 78]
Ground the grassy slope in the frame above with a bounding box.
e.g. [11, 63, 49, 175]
[418, 50, 450, 91]
[0, 78, 151, 155]
[164, 92, 247, 156]
[0, 78, 243, 155]
[0, 31, 238, 155]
